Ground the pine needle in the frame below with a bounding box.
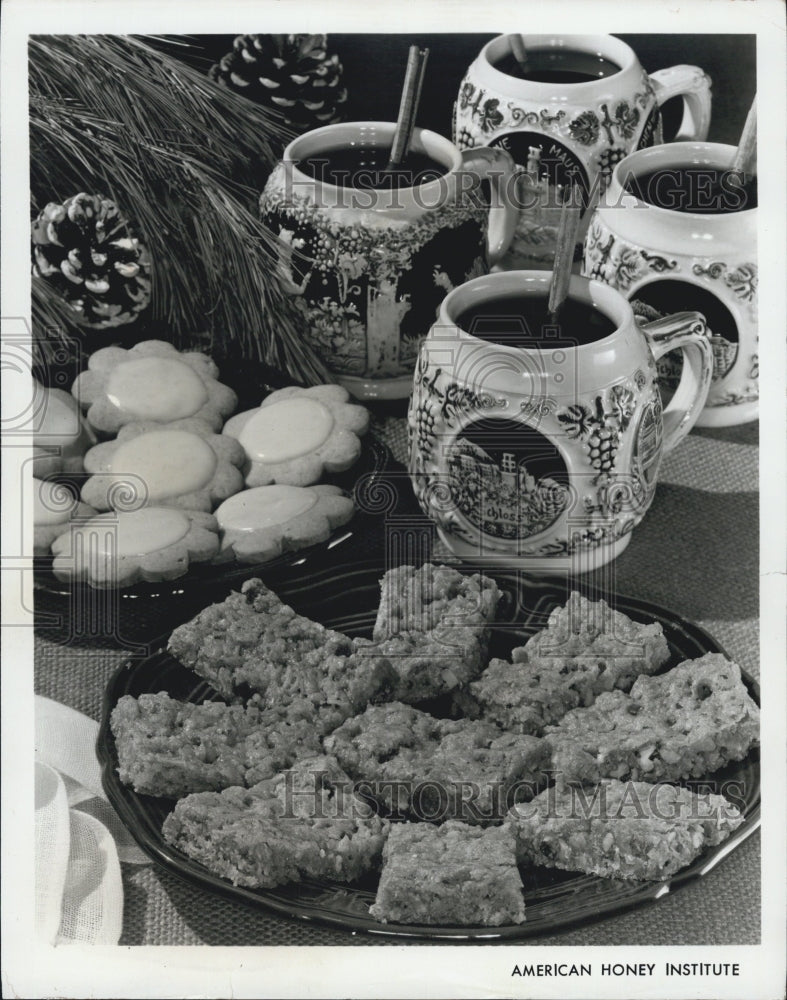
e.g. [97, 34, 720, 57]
[28, 34, 327, 384]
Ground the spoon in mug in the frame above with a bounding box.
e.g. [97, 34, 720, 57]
[730, 95, 757, 181]
[386, 45, 430, 171]
[509, 34, 529, 74]
[548, 188, 582, 324]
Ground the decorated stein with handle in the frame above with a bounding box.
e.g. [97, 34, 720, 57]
[408, 271, 713, 573]
[583, 141, 758, 426]
[260, 121, 518, 400]
[453, 34, 712, 269]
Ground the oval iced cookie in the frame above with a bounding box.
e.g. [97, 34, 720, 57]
[72, 340, 237, 435]
[32, 477, 97, 555]
[214, 484, 355, 564]
[222, 384, 369, 487]
[32, 383, 97, 477]
[80, 418, 245, 512]
[50, 507, 220, 588]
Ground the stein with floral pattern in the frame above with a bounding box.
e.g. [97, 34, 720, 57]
[260, 121, 518, 400]
[454, 34, 712, 269]
[583, 142, 758, 426]
[408, 271, 713, 573]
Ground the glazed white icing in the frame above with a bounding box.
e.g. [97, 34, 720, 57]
[221, 408, 256, 441]
[33, 479, 74, 525]
[215, 485, 317, 533]
[106, 357, 208, 421]
[110, 430, 216, 502]
[37, 389, 88, 447]
[77, 508, 190, 557]
[238, 398, 334, 463]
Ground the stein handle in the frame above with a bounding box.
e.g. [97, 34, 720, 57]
[639, 310, 713, 452]
[460, 146, 519, 266]
[649, 65, 712, 142]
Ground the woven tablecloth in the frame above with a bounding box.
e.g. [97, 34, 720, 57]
[34, 416, 760, 947]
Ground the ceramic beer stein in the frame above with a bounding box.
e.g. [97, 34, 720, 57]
[454, 34, 712, 269]
[582, 142, 758, 426]
[408, 271, 713, 573]
[259, 121, 518, 400]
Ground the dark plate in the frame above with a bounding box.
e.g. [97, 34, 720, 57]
[97, 561, 760, 940]
[33, 359, 395, 599]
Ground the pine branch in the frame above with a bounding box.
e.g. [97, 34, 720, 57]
[28, 34, 327, 384]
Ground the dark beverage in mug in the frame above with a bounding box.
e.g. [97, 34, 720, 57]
[494, 48, 621, 84]
[624, 167, 758, 214]
[296, 147, 448, 190]
[456, 294, 616, 350]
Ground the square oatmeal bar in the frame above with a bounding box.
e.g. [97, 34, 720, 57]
[167, 578, 396, 724]
[372, 563, 501, 639]
[466, 592, 670, 735]
[354, 625, 486, 705]
[325, 702, 548, 823]
[357, 564, 502, 703]
[162, 755, 388, 889]
[546, 653, 760, 786]
[369, 821, 525, 926]
[508, 779, 744, 880]
[110, 692, 323, 797]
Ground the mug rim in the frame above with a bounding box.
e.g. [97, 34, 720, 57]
[479, 33, 638, 96]
[438, 270, 632, 354]
[282, 121, 463, 197]
[606, 141, 758, 220]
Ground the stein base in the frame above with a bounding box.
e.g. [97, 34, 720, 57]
[435, 529, 632, 576]
[335, 373, 414, 402]
[694, 399, 759, 428]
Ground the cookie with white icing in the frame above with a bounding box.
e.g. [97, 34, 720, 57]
[214, 484, 355, 564]
[222, 384, 369, 487]
[50, 507, 220, 588]
[80, 417, 245, 512]
[32, 478, 97, 556]
[32, 384, 97, 477]
[72, 340, 237, 435]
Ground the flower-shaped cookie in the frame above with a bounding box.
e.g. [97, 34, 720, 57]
[32, 478, 97, 556]
[32, 384, 97, 478]
[222, 384, 370, 487]
[50, 507, 220, 588]
[214, 484, 355, 564]
[72, 340, 237, 435]
[80, 417, 245, 512]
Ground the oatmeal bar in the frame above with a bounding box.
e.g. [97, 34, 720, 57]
[354, 625, 486, 704]
[325, 702, 549, 823]
[372, 563, 501, 639]
[546, 653, 760, 786]
[162, 755, 388, 889]
[369, 821, 525, 926]
[167, 579, 396, 723]
[110, 692, 322, 798]
[359, 564, 501, 704]
[467, 592, 671, 735]
[508, 779, 744, 880]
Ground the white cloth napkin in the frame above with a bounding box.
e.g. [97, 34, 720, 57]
[34, 696, 150, 945]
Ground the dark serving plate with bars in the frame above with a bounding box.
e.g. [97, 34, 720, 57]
[97, 559, 760, 940]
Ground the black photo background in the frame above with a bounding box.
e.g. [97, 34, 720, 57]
[151, 33, 755, 147]
[33, 34, 755, 397]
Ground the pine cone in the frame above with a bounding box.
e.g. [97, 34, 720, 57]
[209, 34, 348, 130]
[31, 193, 151, 329]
